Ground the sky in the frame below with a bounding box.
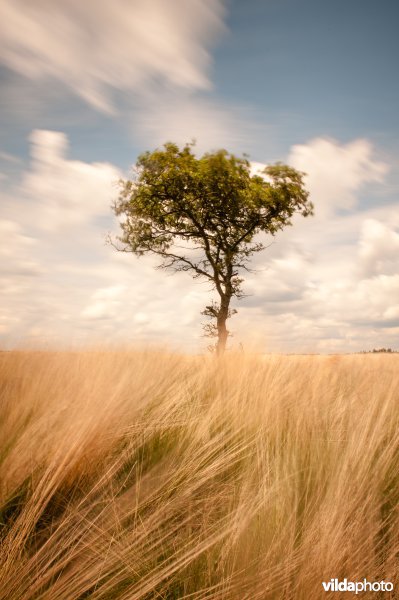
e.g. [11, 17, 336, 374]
[0, 0, 398, 353]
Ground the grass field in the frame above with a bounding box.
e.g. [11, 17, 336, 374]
[0, 350, 398, 599]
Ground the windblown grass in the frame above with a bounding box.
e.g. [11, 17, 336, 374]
[0, 349, 398, 599]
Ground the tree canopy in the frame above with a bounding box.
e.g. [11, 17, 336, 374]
[112, 142, 313, 354]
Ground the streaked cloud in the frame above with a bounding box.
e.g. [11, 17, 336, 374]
[0, 0, 263, 156]
[0, 0, 225, 114]
[130, 93, 257, 153]
[0, 151, 22, 164]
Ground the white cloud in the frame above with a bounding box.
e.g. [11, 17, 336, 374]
[0, 130, 397, 353]
[134, 312, 149, 325]
[0, 0, 225, 113]
[81, 285, 126, 320]
[249, 162, 268, 178]
[0, 219, 41, 278]
[288, 137, 388, 217]
[230, 138, 397, 352]
[0, 130, 211, 348]
[20, 130, 122, 231]
[358, 219, 399, 277]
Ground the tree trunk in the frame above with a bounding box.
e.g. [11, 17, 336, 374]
[216, 296, 230, 356]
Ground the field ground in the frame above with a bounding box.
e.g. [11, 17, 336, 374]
[0, 350, 398, 599]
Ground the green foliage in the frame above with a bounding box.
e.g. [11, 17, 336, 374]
[113, 142, 313, 351]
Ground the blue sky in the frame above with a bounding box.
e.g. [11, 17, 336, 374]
[0, 0, 398, 352]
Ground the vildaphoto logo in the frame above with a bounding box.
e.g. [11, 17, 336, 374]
[322, 578, 394, 594]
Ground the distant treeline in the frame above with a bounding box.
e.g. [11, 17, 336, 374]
[359, 348, 398, 353]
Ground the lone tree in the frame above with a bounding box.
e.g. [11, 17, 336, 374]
[112, 142, 313, 354]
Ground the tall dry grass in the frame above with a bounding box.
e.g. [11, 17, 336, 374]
[0, 349, 398, 599]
